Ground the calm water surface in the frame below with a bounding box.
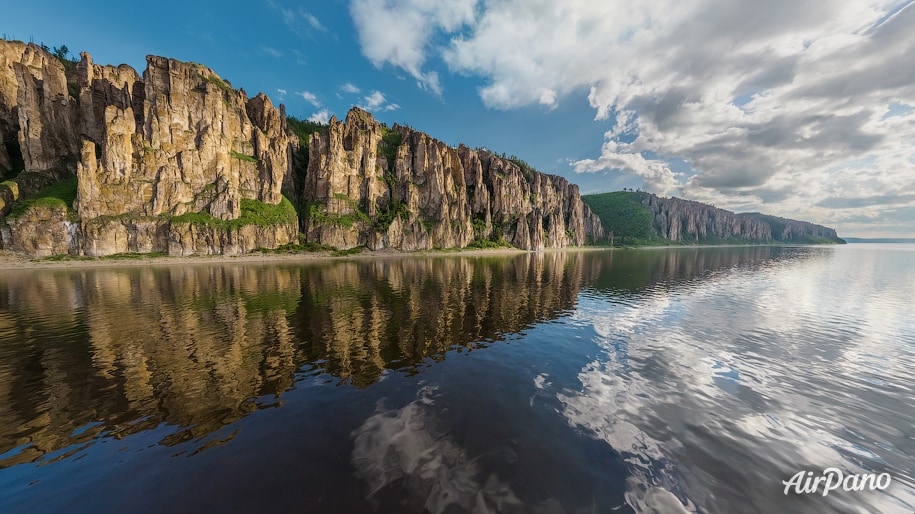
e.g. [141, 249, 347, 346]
[0, 245, 913, 513]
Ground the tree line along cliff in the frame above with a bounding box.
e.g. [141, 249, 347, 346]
[0, 39, 839, 257]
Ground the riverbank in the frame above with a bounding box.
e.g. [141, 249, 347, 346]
[0, 242, 846, 270]
[0, 246, 565, 270]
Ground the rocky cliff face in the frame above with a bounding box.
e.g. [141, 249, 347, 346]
[640, 193, 843, 243]
[738, 212, 844, 243]
[302, 108, 604, 250]
[641, 193, 773, 242]
[0, 40, 78, 173]
[0, 39, 839, 257]
[0, 40, 296, 256]
[74, 53, 290, 221]
[1, 40, 600, 257]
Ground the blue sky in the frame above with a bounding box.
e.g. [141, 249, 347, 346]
[4, 0, 914, 237]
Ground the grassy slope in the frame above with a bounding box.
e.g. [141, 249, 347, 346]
[6, 177, 78, 220]
[582, 191, 667, 246]
[171, 196, 298, 229]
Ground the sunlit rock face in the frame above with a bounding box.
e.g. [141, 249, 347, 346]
[639, 193, 843, 243]
[0, 40, 79, 173]
[0, 40, 294, 256]
[302, 107, 605, 250]
[73, 53, 290, 221]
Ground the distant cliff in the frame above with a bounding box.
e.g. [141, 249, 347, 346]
[583, 191, 845, 245]
[0, 40, 602, 257]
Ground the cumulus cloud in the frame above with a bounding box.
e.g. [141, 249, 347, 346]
[308, 109, 331, 124]
[359, 90, 400, 112]
[341, 82, 361, 94]
[348, 0, 915, 235]
[349, 0, 478, 95]
[296, 90, 321, 107]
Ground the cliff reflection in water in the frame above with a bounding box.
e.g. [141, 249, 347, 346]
[0, 265, 303, 467]
[0, 252, 587, 467]
[291, 254, 585, 387]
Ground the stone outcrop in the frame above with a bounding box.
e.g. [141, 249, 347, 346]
[641, 193, 773, 242]
[0, 40, 78, 173]
[74, 53, 290, 221]
[738, 212, 844, 243]
[0, 40, 295, 256]
[302, 108, 605, 250]
[640, 193, 843, 243]
[0, 202, 76, 257]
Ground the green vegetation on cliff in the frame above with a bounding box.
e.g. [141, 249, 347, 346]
[378, 126, 403, 171]
[582, 191, 664, 246]
[230, 150, 258, 163]
[286, 116, 329, 230]
[7, 177, 78, 220]
[305, 200, 370, 228]
[740, 213, 846, 244]
[287, 117, 328, 146]
[171, 196, 297, 229]
[373, 199, 410, 232]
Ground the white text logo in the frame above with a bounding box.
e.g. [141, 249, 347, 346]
[783, 468, 891, 496]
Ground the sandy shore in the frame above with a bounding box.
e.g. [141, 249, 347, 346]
[0, 246, 615, 271]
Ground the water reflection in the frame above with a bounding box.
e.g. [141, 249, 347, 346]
[0, 246, 912, 513]
[560, 245, 915, 513]
[0, 266, 303, 466]
[292, 254, 586, 386]
[351, 386, 526, 513]
[0, 252, 587, 468]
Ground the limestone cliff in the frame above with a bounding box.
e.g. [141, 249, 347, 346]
[584, 190, 844, 245]
[0, 40, 296, 256]
[641, 194, 844, 243]
[301, 108, 605, 250]
[0, 40, 78, 173]
[641, 193, 773, 242]
[737, 212, 844, 244]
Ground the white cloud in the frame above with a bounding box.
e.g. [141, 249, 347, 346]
[341, 82, 361, 94]
[308, 109, 331, 124]
[359, 90, 399, 112]
[349, 0, 478, 95]
[348, 0, 915, 235]
[296, 90, 321, 107]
